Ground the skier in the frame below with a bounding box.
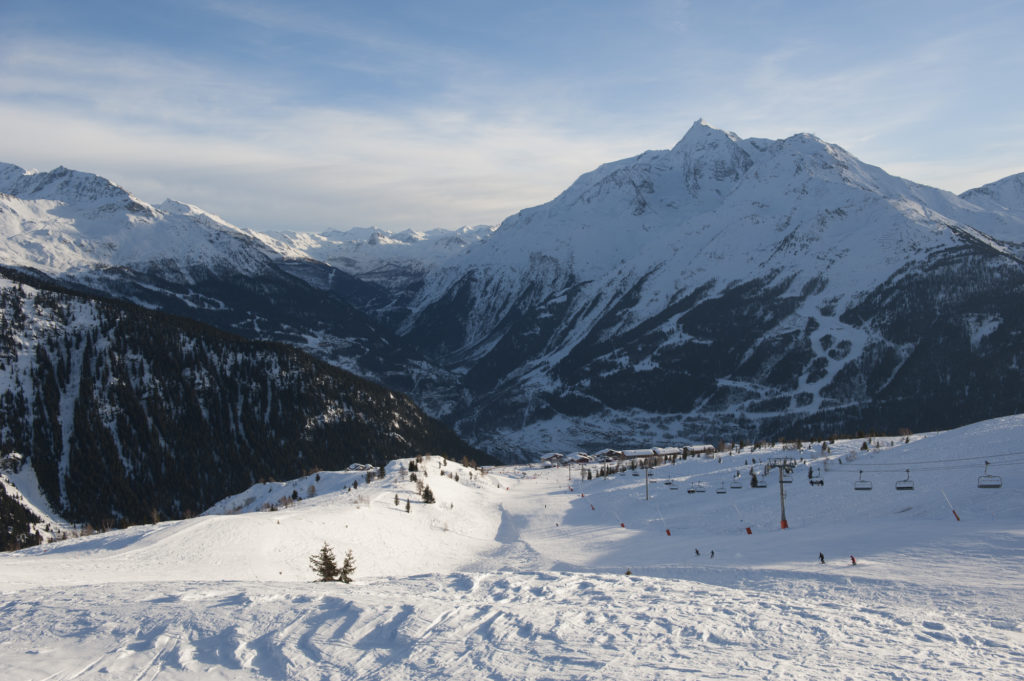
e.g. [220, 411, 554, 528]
[819, 552, 825, 564]
[710, 550, 715, 559]
[850, 555, 857, 566]
[695, 548, 700, 557]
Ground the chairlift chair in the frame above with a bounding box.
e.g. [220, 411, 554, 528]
[853, 470, 873, 491]
[895, 469, 915, 491]
[688, 481, 707, 493]
[978, 461, 1003, 489]
[716, 482, 727, 494]
[730, 479, 744, 489]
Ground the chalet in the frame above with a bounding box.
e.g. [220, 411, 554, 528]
[346, 462, 375, 471]
[683, 444, 717, 457]
[593, 448, 625, 461]
[539, 452, 565, 466]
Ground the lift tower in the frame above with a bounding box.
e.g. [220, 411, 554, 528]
[767, 457, 797, 529]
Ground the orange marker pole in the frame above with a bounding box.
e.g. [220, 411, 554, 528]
[941, 490, 961, 522]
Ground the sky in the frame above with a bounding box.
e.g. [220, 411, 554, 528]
[1, 0, 1022, 233]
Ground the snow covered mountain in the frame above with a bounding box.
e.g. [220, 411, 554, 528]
[388, 121, 1024, 454]
[0, 162, 464, 403]
[261, 224, 494, 329]
[4, 122, 1024, 458]
[264, 225, 494, 287]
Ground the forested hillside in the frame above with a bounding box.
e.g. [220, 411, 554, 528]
[0, 268, 485, 536]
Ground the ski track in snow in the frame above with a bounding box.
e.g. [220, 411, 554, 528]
[2, 572, 1021, 681]
[2, 418, 1024, 679]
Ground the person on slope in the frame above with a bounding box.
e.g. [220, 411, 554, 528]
[850, 555, 857, 566]
[819, 552, 825, 564]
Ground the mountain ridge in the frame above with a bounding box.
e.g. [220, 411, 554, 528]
[2, 122, 1023, 457]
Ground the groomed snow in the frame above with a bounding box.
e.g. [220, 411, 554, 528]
[1, 416, 1023, 679]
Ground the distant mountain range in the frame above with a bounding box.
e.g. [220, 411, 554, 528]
[3, 120, 1024, 465]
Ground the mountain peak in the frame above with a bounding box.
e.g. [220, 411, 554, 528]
[671, 119, 743, 154]
[961, 172, 1024, 214]
[2, 164, 133, 206]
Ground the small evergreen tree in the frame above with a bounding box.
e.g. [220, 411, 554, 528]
[394, 493, 400, 506]
[309, 541, 340, 581]
[421, 485, 436, 504]
[338, 549, 356, 583]
[405, 498, 411, 513]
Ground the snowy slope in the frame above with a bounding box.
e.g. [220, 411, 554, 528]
[390, 121, 1024, 455]
[959, 172, 1024, 243]
[1, 415, 1022, 679]
[262, 225, 494, 288]
[0, 164, 454, 393]
[3, 126, 1024, 460]
[0, 163, 282, 277]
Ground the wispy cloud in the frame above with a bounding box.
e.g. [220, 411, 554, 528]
[1, 0, 1020, 229]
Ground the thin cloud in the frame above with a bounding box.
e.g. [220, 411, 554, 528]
[1, 1, 1021, 230]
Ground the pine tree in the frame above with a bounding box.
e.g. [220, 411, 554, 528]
[421, 485, 436, 504]
[394, 493, 399, 506]
[338, 549, 355, 583]
[309, 541, 340, 581]
[405, 498, 411, 513]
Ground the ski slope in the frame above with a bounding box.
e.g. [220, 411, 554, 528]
[1, 416, 1023, 679]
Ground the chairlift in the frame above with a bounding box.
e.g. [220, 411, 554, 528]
[730, 479, 744, 489]
[895, 469, 915, 491]
[978, 461, 1003, 489]
[781, 472, 793, 484]
[716, 482, 727, 494]
[687, 481, 707, 494]
[754, 477, 767, 488]
[853, 470, 873, 491]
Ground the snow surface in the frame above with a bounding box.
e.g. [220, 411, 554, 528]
[2, 415, 1023, 679]
[0, 163, 283, 279]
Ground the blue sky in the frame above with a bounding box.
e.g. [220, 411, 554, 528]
[2, 0, 1021, 232]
